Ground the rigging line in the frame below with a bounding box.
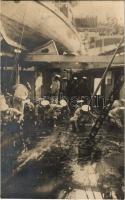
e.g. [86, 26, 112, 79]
[12, 2, 29, 85]
[14, 3, 28, 66]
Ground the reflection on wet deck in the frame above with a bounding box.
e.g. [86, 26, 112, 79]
[1, 123, 124, 199]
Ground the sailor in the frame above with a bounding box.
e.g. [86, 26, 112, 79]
[40, 100, 55, 130]
[0, 95, 23, 176]
[0, 95, 22, 127]
[67, 76, 78, 97]
[23, 100, 35, 150]
[13, 83, 31, 114]
[70, 104, 90, 132]
[35, 72, 43, 98]
[0, 95, 22, 153]
[78, 76, 91, 102]
[71, 76, 78, 96]
[50, 74, 61, 103]
[77, 76, 86, 97]
[59, 99, 70, 121]
[111, 99, 123, 109]
[35, 99, 44, 129]
[26, 82, 32, 99]
[68, 76, 79, 112]
[108, 99, 125, 128]
[60, 77, 68, 96]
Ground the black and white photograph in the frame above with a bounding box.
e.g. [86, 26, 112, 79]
[0, 0, 124, 199]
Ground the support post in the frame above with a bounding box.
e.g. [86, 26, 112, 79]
[15, 64, 20, 85]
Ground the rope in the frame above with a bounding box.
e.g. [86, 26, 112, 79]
[13, 2, 28, 84]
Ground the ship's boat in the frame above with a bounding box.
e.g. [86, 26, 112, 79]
[0, 1, 81, 54]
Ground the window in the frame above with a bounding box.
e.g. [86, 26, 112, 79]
[94, 78, 101, 95]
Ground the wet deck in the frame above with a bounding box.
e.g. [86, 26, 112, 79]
[1, 122, 124, 199]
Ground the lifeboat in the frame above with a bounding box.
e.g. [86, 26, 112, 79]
[0, 1, 81, 54]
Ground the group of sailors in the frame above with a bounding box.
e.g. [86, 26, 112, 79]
[0, 78, 70, 148]
[50, 74, 91, 102]
[1, 75, 125, 153]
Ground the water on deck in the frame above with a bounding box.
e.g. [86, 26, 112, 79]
[1, 122, 124, 199]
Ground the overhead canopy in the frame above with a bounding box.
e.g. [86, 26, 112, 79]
[24, 53, 124, 64]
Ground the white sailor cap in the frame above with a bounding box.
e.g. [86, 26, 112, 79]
[41, 100, 50, 106]
[81, 105, 90, 112]
[60, 99, 67, 107]
[82, 76, 87, 80]
[55, 74, 61, 78]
